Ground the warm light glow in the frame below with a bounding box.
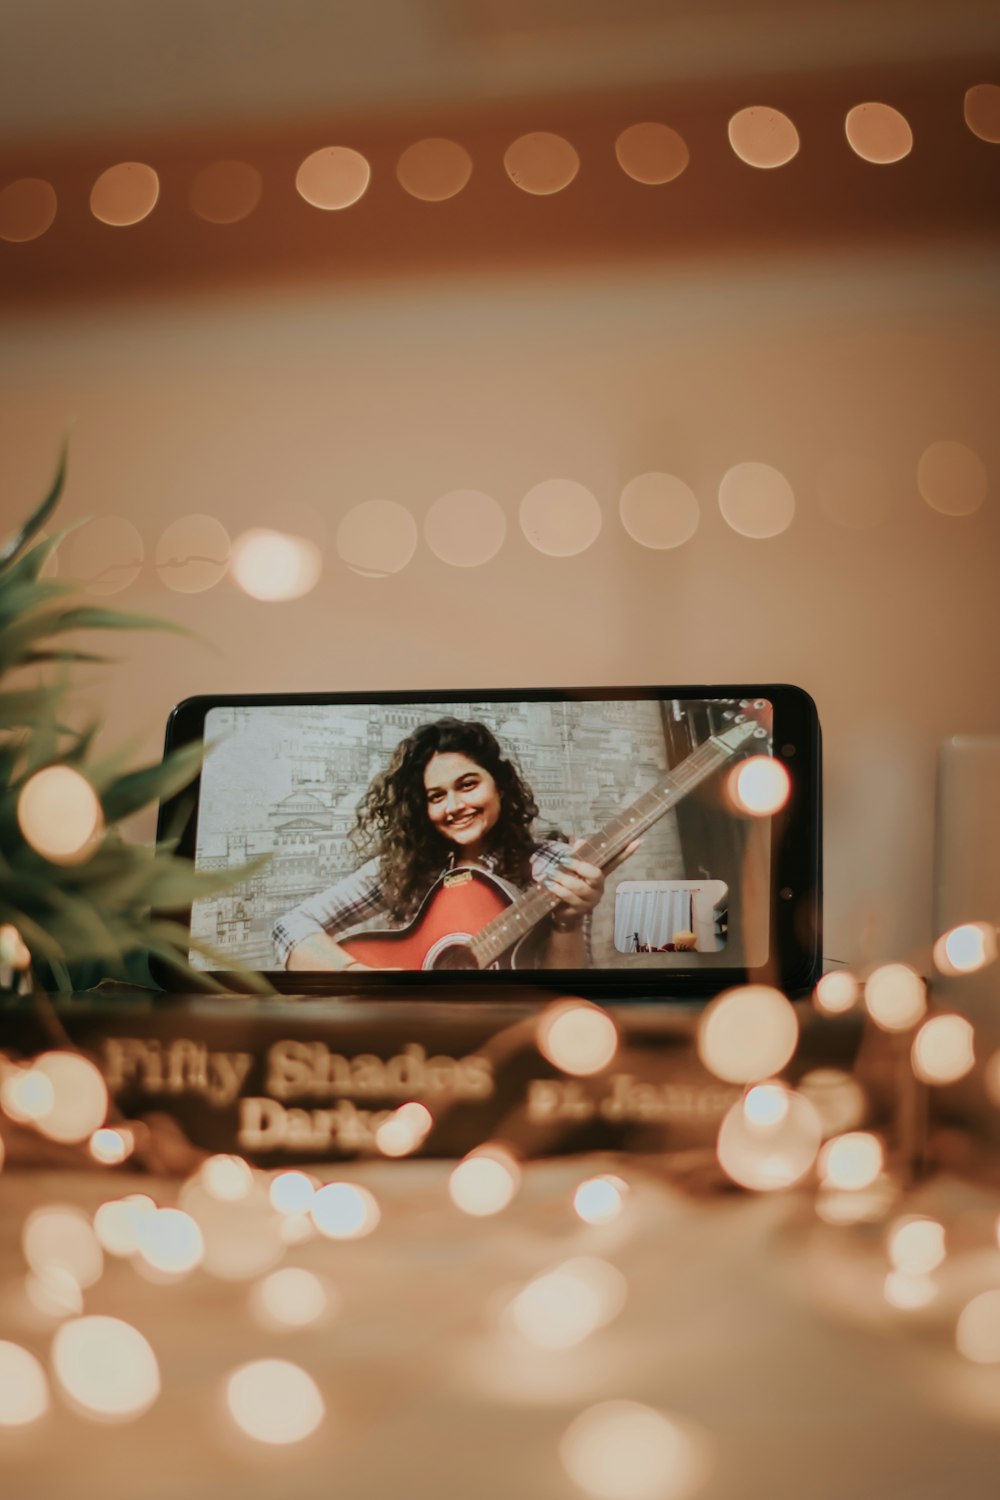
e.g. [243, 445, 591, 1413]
[0, 1343, 49, 1425]
[615, 123, 689, 184]
[818, 1132, 883, 1190]
[269, 1171, 317, 1216]
[278, 1213, 315, 1246]
[560, 1400, 709, 1500]
[619, 473, 699, 550]
[934, 921, 997, 975]
[504, 132, 579, 195]
[727, 756, 790, 816]
[155, 513, 231, 593]
[424, 489, 506, 567]
[93, 1194, 156, 1257]
[956, 1290, 1000, 1364]
[179, 1177, 285, 1280]
[917, 441, 988, 517]
[335, 499, 418, 577]
[24, 1265, 84, 1319]
[573, 1175, 628, 1226]
[537, 1002, 619, 1077]
[375, 1101, 433, 1157]
[814, 971, 859, 1015]
[53, 1316, 160, 1420]
[200, 1154, 254, 1202]
[887, 1216, 946, 1275]
[0, 178, 57, 243]
[845, 103, 913, 163]
[864, 963, 926, 1032]
[911, 1014, 975, 1085]
[697, 985, 798, 1084]
[62, 515, 144, 595]
[17, 769, 104, 865]
[815, 1179, 896, 1226]
[189, 160, 262, 224]
[137, 1207, 205, 1275]
[89, 1127, 134, 1166]
[250, 1268, 334, 1330]
[295, 146, 370, 209]
[797, 1068, 866, 1135]
[519, 479, 602, 557]
[964, 83, 1000, 144]
[718, 462, 795, 539]
[231, 528, 321, 601]
[449, 1146, 521, 1217]
[0, 922, 32, 970]
[311, 1182, 380, 1239]
[90, 162, 160, 225]
[28, 1051, 108, 1144]
[716, 1090, 822, 1191]
[509, 1258, 627, 1350]
[884, 1271, 937, 1310]
[743, 1082, 790, 1127]
[226, 1359, 325, 1444]
[396, 138, 473, 201]
[1, 1065, 55, 1122]
[727, 107, 800, 168]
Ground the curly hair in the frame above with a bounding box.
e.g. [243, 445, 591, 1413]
[352, 718, 540, 920]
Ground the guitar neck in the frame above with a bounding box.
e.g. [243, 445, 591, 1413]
[468, 727, 754, 969]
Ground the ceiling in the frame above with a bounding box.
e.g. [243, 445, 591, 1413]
[3, 0, 999, 145]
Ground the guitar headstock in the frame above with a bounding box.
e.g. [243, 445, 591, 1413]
[711, 698, 772, 755]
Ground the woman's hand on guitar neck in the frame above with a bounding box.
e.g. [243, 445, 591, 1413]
[541, 837, 643, 923]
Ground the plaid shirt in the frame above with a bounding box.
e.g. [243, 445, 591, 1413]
[272, 840, 574, 969]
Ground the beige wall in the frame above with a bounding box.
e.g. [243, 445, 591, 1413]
[2, 243, 997, 974]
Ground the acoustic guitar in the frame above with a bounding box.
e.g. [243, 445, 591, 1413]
[340, 709, 767, 971]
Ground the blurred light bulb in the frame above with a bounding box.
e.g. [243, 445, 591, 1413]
[231, 528, 321, 602]
[560, 1400, 709, 1500]
[819, 1132, 883, 1190]
[449, 1146, 520, 1217]
[137, 1207, 204, 1275]
[30, 1051, 108, 1143]
[573, 1175, 628, 1226]
[225, 1359, 325, 1444]
[0, 1343, 49, 1425]
[716, 1091, 821, 1191]
[375, 1100, 433, 1157]
[697, 986, 798, 1084]
[887, 1216, 945, 1275]
[269, 1171, 317, 1215]
[89, 1127, 133, 1165]
[743, 1082, 790, 1127]
[727, 757, 790, 816]
[537, 1001, 618, 1076]
[23, 1205, 104, 1288]
[814, 971, 859, 1015]
[24, 1265, 84, 1319]
[884, 1271, 937, 1310]
[911, 1014, 975, 1084]
[53, 1316, 160, 1420]
[250, 1268, 335, 1330]
[310, 1182, 380, 1239]
[509, 1257, 626, 1350]
[864, 964, 926, 1032]
[17, 766, 103, 862]
[1, 1065, 55, 1123]
[934, 922, 997, 976]
[200, 1154, 254, 1202]
[0, 923, 32, 970]
[92, 1195, 156, 1257]
[956, 1290, 1000, 1364]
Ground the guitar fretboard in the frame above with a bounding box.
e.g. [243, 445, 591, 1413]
[468, 726, 755, 969]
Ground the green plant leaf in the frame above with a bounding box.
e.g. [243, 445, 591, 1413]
[0, 441, 67, 570]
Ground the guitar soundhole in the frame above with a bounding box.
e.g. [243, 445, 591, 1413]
[426, 939, 482, 971]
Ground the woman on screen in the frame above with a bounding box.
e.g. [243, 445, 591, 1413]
[273, 717, 626, 972]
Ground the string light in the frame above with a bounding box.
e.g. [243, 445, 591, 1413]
[727, 756, 791, 816]
[310, 1182, 380, 1239]
[136, 1207, 205, 1277]
[92, 1195, 157, 1257]
[956, 1290, 1000, 1364]
[697, 985, 798, 1084]
[0, 1343, 50, 1425]
[249, 1268, 335, 1331]
[933, 922, 997, 976]
[17, 767, 103, 864]
[89, 1127, 134, 1165]
[22, 1205, 104, 1289]
[813, 971, 859, 1015]
[818, 1132, 883, 1191]
[887, 1216, 946, 1275]
[269, 1171, 317, 1215]
[200, 1155, 254, 1202]
[864, 964, 926, 1032]
[537, 1002, 619, 1077]
[375, 1101, 433, 1157]
[911, 1015, 975, 1085]
[449, 1145, 520, 1217]
[508, 1258, 627, 1350]
[559, 1400, 709, 1500]
[573, 1175, 628, 1226]
[225, 1359, 325, 1444]
[53, 1316, 161, 1420]
[716, 1089, 821, 1191]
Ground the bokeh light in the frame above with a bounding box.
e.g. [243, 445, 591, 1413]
[88, 1127, 134, 1166]
[727, 107, 800, 168]
[30, 1052, 109, 1142]
[727, 756, 790, 816]
[154, 513, 231, 593]
[504, 132, 579, 194]
[956, 1290, 1000, 1364]
[887, 1216, 946, 1275]
[0, 178, 57, 243]
[911, 1014, 975, 1085]
[537, 1001, 619, 1077]
[615, 123, 689, 184]
[449, 1145, 521, 1217]
[814, 971, 859, 1015]
[23, 1205, 104, 1289]
[269, 1171, 317, 1216]
[189, 160, 262, 223]
[93, 1195, 156, 1257]
[0, 922, 32, 970]
[818, 1131, 883, 1190]
[864, 963, 926, 1032]
[797, 1068, 867, 1136]
[508, 1258, 627, 1350]
[61, 515, 144, 595]
[200, 1154, 254, 1203]
[884, 1271, 937, 1310]
[136, 1207, 205, 1276]
[934, 921, 997, 976]
[1, 1064, 55, 1123]
[520, 479, 602, 557]
[396, 138, 473, 200]
[336, 499, 418, 577]
[917, 440, 988, 517]
[716, 1089, 822, 1191]
[619, 473, 699, 550]
[295, 146, 370, 209]
[17, 768, 104, 866]
[697, 985, 798, 1085]
[310, 1182, 380, 1239]
[179, 1177, 285, 1279]
[24, 1265, 84, 1319]
[718, 462, 795, 539]
[250, 1268, 335, 1331]
[844, 103, 913, 163]
[231, 528, 322, 601]
[226, 1359, 325, 1444]
[53, 1316, 160, 1420]
[0, 1343, 49, 1425]
[375, 1101, 433, 1157]
[743, 1082, 790, 1127]
[560, 1400, 709, 1500]
[424, 488, 506, 567]
[964, 83, 1000, 143]
[90, 162, 160, 225]
[573, 1175, 628, 1226]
